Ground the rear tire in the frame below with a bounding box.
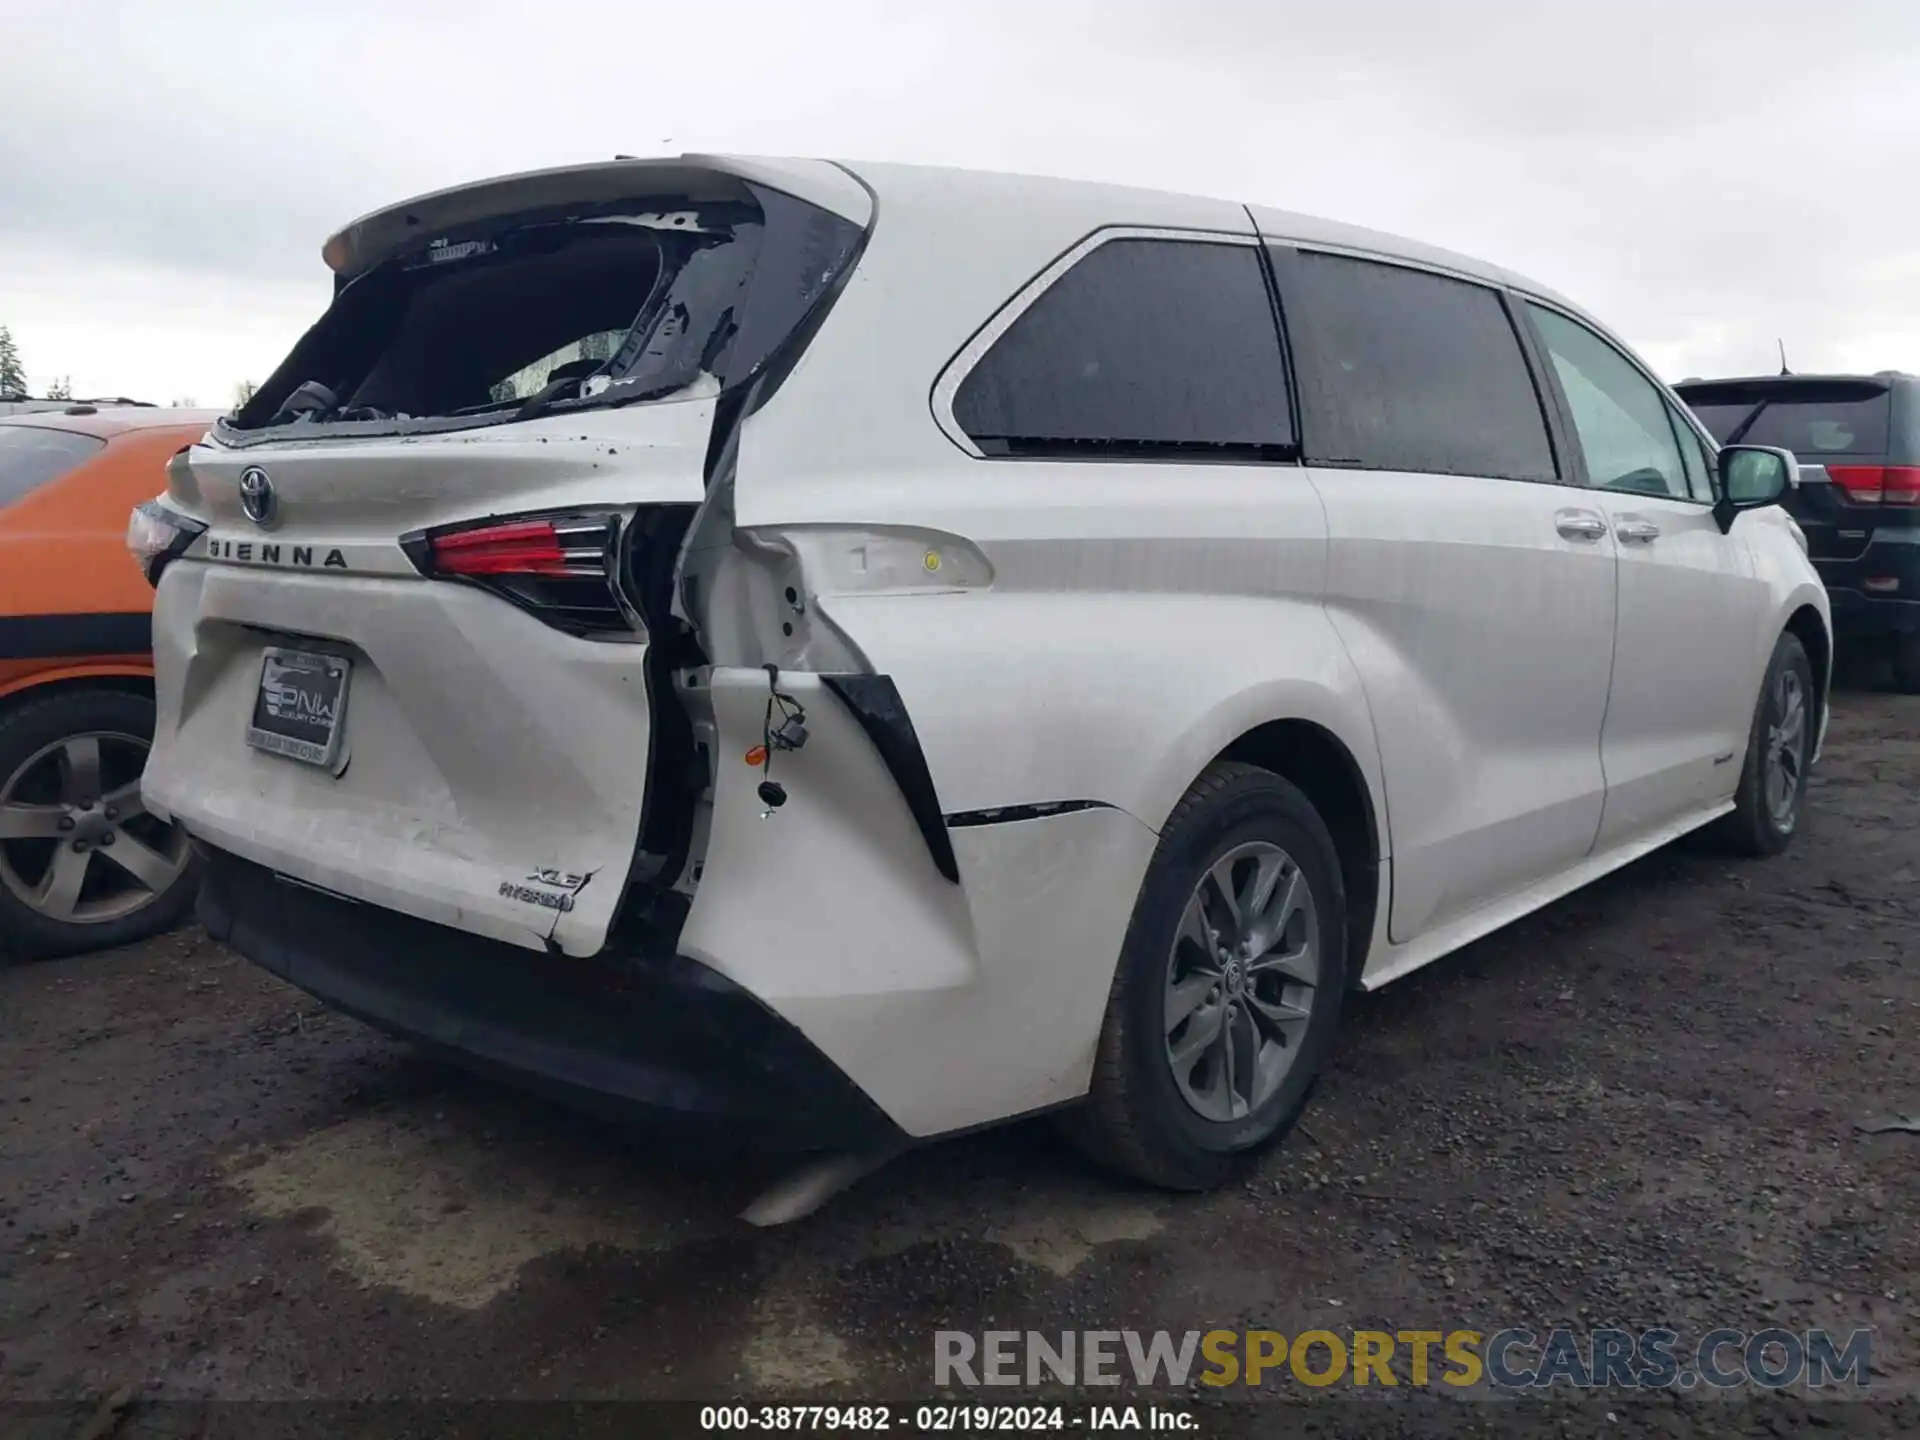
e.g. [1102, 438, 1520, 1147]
[0, 689, 198, 961]
[1892, 634, 1920, 695]
[1061, 762, 1348, 1191]
[1708, 632, 1814, 857]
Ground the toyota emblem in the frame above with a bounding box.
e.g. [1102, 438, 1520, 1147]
[237, 466, 276, 526]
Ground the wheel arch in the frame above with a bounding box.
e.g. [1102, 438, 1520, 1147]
[1144, 700, 1386, 990]
[0, 666, 155, 719]
[1215, 719, 1381, 988]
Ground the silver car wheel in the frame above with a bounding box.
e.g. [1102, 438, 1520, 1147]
[1163, 840, 1321, 1123]
[0, 730, 190, 925]
[1764, 668, 1809, 831]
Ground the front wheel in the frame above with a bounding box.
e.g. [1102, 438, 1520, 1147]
[1709, 631, 1815, 857]
[1061, 762, 1349, 1191]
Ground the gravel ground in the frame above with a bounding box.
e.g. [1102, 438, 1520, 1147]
[2, 675, 1916, 1439]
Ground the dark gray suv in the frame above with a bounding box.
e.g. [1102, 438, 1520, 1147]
[1677, 372, 1920, 692]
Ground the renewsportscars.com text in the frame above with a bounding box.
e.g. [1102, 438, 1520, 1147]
[934, 1327, 1874, 1391]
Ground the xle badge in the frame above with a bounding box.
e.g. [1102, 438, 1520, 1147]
[499, 868, 591, 913]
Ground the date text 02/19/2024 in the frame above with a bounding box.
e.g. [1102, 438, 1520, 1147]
[698, 1405, 1194, 1431]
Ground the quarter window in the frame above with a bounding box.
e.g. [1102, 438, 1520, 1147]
[1669, 406, 1715, 501]
[1277, 249, 1557, 482]
[950, 238, 1294, 459]
[1527, 304, 1690, 500]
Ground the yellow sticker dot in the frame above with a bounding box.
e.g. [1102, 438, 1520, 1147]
[923, 550, 942, 573]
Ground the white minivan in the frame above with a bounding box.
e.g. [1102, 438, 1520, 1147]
[134, 157, 1828, 1191]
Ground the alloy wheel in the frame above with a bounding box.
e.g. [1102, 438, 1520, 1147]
[0, 730, 191, 926]
[1764, 668, 1809, 832]
[1163, 840, 1321, 1123]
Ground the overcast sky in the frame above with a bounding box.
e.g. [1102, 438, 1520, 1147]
[3, 0, 1917, 405]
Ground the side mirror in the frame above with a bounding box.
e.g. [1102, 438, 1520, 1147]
[1713, 445, 1796, 534]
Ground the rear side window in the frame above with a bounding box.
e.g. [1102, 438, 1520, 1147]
[951, 238, 1295, 459]
[1277, 250, 1556, 482]
[1680, 384, 1892, 457]
[0, 426, 105, 508]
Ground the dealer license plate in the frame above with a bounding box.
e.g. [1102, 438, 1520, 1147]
[246, 647, 350, 769]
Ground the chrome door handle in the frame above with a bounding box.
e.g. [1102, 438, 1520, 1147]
[1615, 519, 1661, 544]
[1554, 510, 1608, 542]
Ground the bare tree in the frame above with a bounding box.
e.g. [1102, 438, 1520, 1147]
[233, 379, 258, 409]
[45, 375, 73, 401]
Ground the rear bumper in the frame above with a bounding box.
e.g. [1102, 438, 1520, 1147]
[1823, 587, 1920, 639]
[195, 845, 904, 1152]
[1817, 529, 1920, 638]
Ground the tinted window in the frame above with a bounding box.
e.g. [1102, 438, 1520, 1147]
[1527, 305, 1688, 499]
[1680, 385, 1891, 457]
[0, 425, 105, 508]
[1278, 250, 1556, 481]
[951, 239, 1294, 458]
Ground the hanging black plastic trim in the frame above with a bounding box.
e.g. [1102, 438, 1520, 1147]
[819, 675, 960, 884]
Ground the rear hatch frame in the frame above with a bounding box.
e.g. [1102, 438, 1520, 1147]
[143, 158, 875, 958]
[221, 158, 872, 450]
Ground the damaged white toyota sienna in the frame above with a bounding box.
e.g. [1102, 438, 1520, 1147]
[134, 156, 1829, 1197]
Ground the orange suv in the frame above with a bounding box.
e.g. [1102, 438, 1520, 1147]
[0, 405, 218, 958]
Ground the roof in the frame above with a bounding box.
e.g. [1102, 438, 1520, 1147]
[0, 405, 222, 440]
[0, 396, 156, 413]
[841, 156, 1586, 319]
[318, 153, 1581, 313]
[1674, 372, 1914, 390]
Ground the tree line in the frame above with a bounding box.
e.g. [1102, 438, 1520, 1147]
[0, 322, 255, 409]
[0, 324, 51, 399]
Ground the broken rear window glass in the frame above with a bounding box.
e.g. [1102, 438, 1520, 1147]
[229, 185, 865, 439]
[490, 329, 628, 405]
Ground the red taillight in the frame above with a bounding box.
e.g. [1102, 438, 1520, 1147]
[399, 509, 634, 637]
[1827, 465, 1883, 504]
[427, 519, 573, 576]
[1826, 464, 1920, 506]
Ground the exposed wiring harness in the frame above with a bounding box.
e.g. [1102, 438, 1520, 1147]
[755, 663, 808, 814]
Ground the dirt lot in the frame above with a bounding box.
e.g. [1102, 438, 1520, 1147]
[3, 676, 1917, 1438]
